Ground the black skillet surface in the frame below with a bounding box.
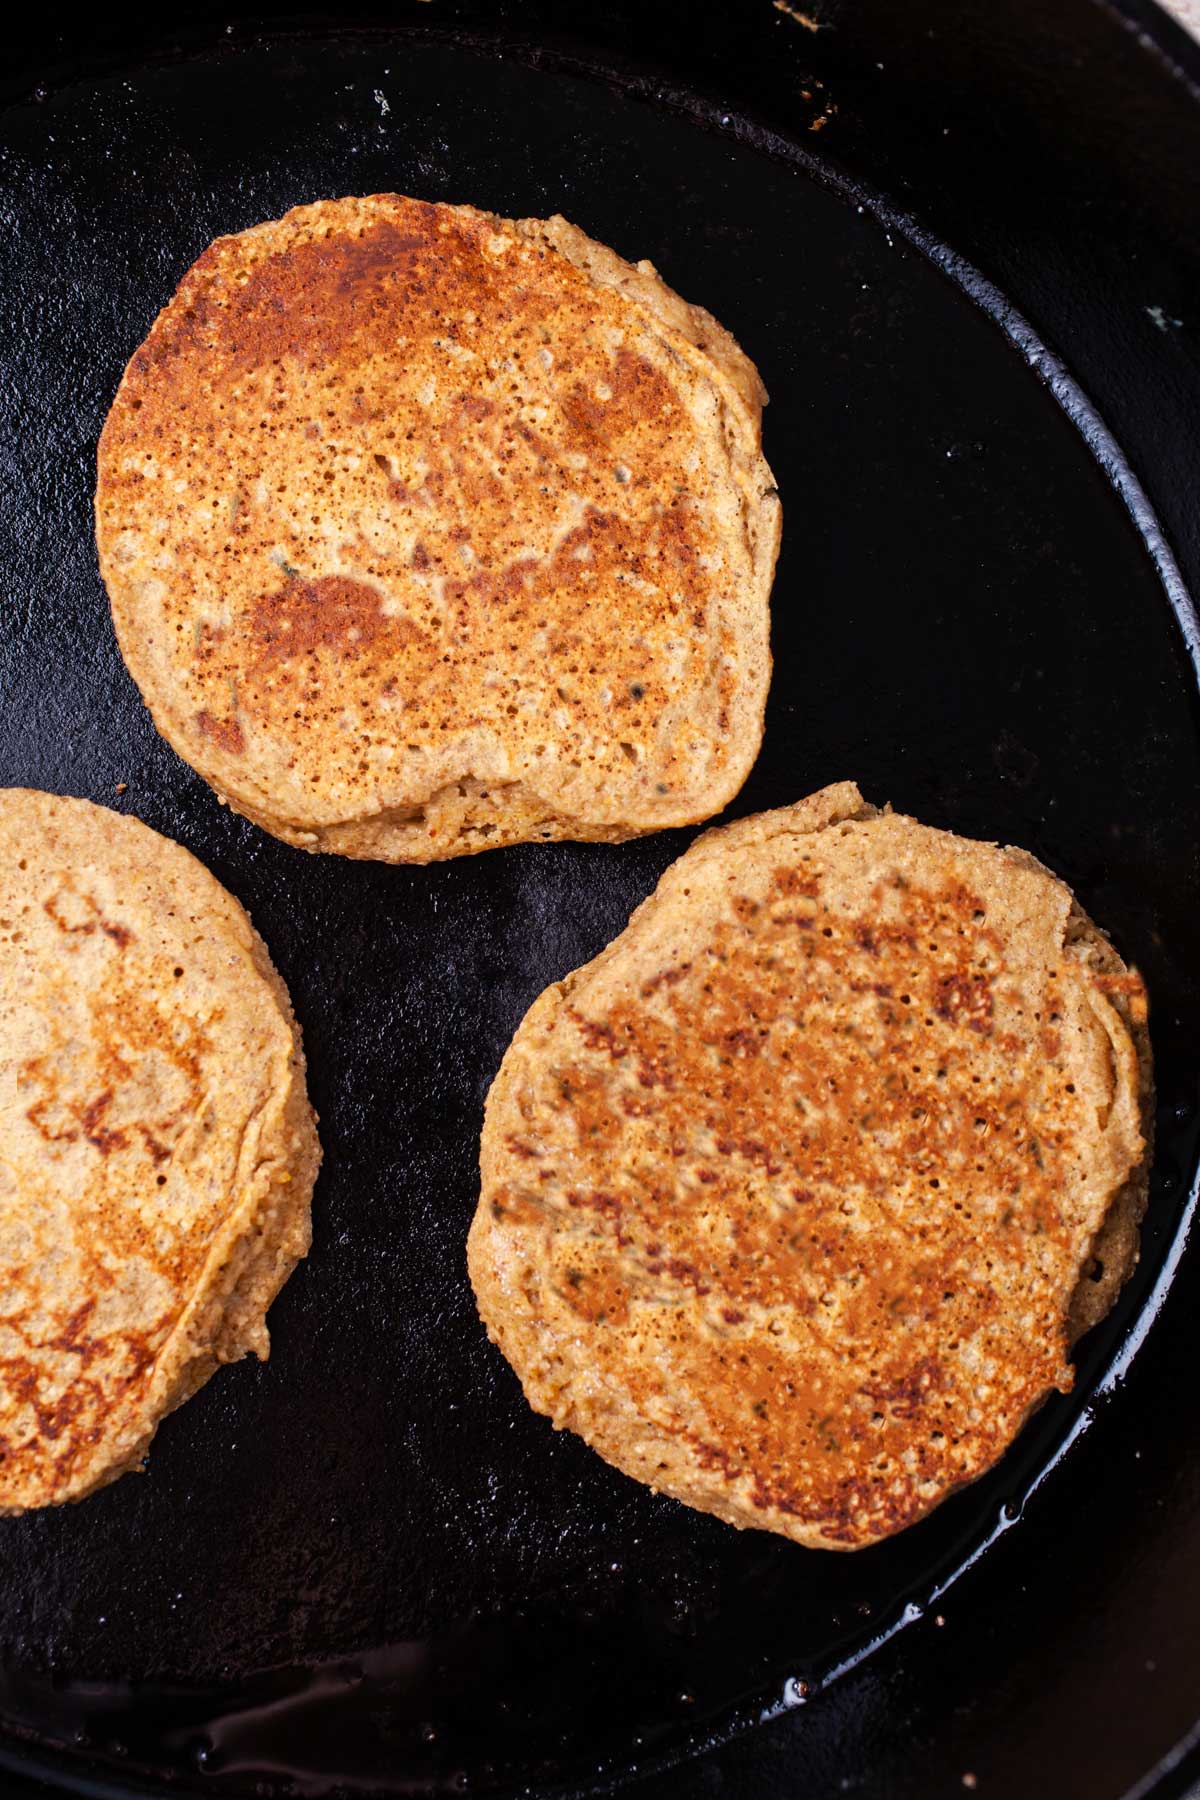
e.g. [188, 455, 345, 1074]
[1, 4, 1199, 1797]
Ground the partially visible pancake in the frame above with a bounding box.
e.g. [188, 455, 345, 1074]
[95, 193, 780, 862]
[0, 790, 320, 1513]
[469, 782, 1152, 1550]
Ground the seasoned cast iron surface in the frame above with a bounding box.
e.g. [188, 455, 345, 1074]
[0, 12, 1198, 1798]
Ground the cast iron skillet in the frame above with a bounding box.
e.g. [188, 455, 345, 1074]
[1, 4, 1198, 1796]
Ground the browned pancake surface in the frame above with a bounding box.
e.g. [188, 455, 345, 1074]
[469, 783, 1151, 1549]
[96, 195, 779, 861]
[0, 790, 319, 1512]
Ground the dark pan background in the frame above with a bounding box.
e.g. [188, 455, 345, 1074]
[1, 4, 1199, 1797]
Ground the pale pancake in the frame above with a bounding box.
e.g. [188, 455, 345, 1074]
[0, 790, 319, 1513]
[96, 194, 780, 862]
[469, 783, 1152, 1550]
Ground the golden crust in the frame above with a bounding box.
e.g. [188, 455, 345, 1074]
[1062, 909, 1153, 1340]
[469, 783, 1152, 1550]
[0, 790, 320, 1513]
[96, 194, 780, 862]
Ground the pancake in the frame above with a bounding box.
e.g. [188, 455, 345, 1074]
[95, 193, 780, 862]
[0, 790, 319, 1513]
[468, 782, 1152, 1550]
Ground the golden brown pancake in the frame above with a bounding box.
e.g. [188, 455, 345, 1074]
[95, 193, 780, 861]
[0, 790, 319, 1513]
[468, 782, 1152, 1550]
